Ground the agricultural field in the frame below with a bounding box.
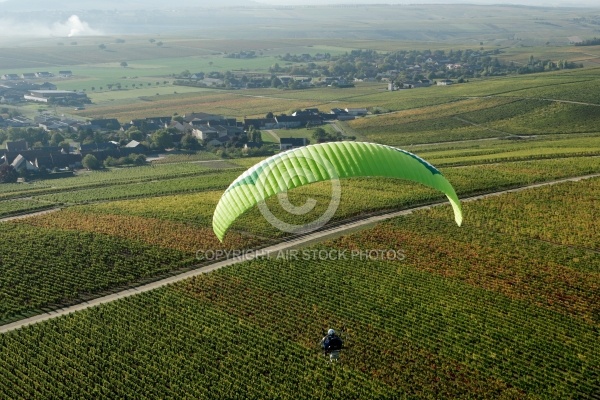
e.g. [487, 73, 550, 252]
[0, 177, 597, 398]
[0, 154, 597, 325]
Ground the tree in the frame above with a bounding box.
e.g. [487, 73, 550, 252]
[59, 141, 71, 153]
[99, 44, 106, 50]
[127, 129, 144, 141]
[180, 134, 199, 150]
[265, 111, 274, 119]
[133, 154, 146, 166]
[150, 130, 174, 151]
[149, 38, 156, 43]
[50, 132, 65, 146]
[82, 154, 100, 170]
[0, 165, 18, 183]
[251, 129, 263, 144]
[120, 61, 128, 68]
[312, 128, 328, 142]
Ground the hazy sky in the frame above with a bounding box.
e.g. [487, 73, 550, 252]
[256, 0, 598, 5]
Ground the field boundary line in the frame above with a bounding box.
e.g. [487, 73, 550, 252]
[1, 173, 599, 334]
[0, 208, 62, 223]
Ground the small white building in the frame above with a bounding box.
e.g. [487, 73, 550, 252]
[345, 108, 368, 116]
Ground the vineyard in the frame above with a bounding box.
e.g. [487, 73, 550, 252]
[1, 33, 600, 398]
[348, 96, 600, 145]
[0, 178, 597, 398]
[0, 155, 596, 324]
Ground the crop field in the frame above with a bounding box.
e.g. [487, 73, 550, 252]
[349, 96, 600, 145]
[0, 163, 219, 200]
[0, 199, 54, 218]
[0, 154, 596, 324]
[0, 178, 597, 398]
[151, 152, 222, 164]
[78, 90, 324, 121]
[421, 135, 600, 166]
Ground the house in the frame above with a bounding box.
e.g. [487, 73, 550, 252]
[212, 124, 244, 138]
[37, 82, 57, 90]
[4, 116, 34, 127]
[6, 140, 28, 153]
[0, 92, 22, 104]
[275, 115, 322, 129]
[190, 73, 204, 80]
[88, 118, 121, 131]
[11, 154, 38, 172]
[24, 90, 87, 104]
[124, 140, 147, 152]
[292, 109, 320, 117]
[166, 120, 194, 134]
[280, 138, 308, 150]
[21, 73, 36, 80]
[437, 79, 454, 86]
[35, 72, 53, 78]
[345, 108, 368, 117]
[34, 153, 82, 170]
[124, 117, 170, 132]
[243, 118, 277, 130]
[1, 74, 19, 80]
[201, 77, 224, 86]
[58, 71, 73, 78]
[183, 112, 227, 124]
[192, 125, 219, 141]
[80, 142, 118, 152]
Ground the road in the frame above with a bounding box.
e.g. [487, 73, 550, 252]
[0, 207, 62, 223]
[1, 173, 599, 333]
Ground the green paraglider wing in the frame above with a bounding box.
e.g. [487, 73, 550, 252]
[213, 141, 462, 241]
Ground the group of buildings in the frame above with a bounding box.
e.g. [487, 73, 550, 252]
[1, 106, 368, 175]
[1, 71, 89, 106]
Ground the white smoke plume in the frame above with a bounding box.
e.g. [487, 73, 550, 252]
[0, 15, 102, 38]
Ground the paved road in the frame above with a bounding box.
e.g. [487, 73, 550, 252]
[1, 173, 599, 334]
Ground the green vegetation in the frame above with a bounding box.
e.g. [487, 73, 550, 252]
[0, 200, 54, 218]
[0, 178, 597, 398]
[0, 156, 594, 324]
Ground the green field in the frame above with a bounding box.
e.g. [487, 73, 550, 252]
[0, 178, 597, 398]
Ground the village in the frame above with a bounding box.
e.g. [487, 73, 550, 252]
[0, 104, 367, 181]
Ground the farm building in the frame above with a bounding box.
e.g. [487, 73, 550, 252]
[280, 137, 308, 150]
[24, 90, 87, 104]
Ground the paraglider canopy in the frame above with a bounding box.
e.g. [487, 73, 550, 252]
[212, 141, 462, 241]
